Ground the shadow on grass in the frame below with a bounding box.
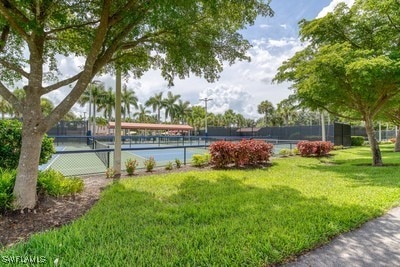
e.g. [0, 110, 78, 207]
[299, 148, 400, 188]
[3, 175, 381, 266]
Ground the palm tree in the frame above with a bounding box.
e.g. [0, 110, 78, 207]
[98, 87, 115, 122]
[163, 91, 181, 122]
[257, 100, 275, 126]
[276, 98, 298, 126]
[121, 84, 138, 121]
[134, 104, 152, 123]
[174, 99, 191, 124]
[145, 92, 164, 123]
[78, 81, 106, 135]
[187, 106, 205, 133]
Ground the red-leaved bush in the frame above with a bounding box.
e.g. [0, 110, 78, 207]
[297, 141, 333, 157]
[210, 139, 274, 168]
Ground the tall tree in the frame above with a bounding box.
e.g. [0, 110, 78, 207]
[274, 1, 400, 166]
[0, 0, 272, 209]
[98, 87, 115, 122]
[78, 82, 106, 135]
[121, 84, 138, 121]
[134, 104, 152, 123]
[257, 100, 275, 126]
[174, 99, 191, 124]
[163, 91, 181, 122]
[145, 92, 164, 123]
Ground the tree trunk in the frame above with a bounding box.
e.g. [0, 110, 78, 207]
[395, 126, 400, 152]
[365, 118, 383, 166]
[13, 124, 44, 209]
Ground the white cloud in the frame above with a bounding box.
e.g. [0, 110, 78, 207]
[259, 24, 271, 29]
[317, 0, 355, 18]
[280, 24, 287, 29]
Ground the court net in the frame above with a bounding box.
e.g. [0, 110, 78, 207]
[94, 140, 110, 168]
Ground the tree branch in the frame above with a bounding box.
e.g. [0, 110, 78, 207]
[0, 24, 9, 51]
[0, 80, 22, 112]
[45, 20, 100, 36]
[0, 1, 31, 43]
[0, 58, 29, 78]
[42, 72, 83, 94]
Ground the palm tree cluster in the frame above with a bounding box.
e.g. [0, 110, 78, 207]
[1, 83, 326, 130]
[256, 97, 328, 127]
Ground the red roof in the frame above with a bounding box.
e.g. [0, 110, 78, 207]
[108, 122, 193, 131]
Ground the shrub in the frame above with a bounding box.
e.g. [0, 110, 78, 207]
[144, 157, 156, 172]
[351, 136, 365, 146]
[1, 169, 83, 210]
[165, 161, 173, 171]
[0, 120, 55, 169]
[105, 168, 116, 178]
[191, 153, 211, 167]
[37, 169, 84, 196]
[0, 169, 16, 210]
[279, 148, 292, 157]
[297, 141, 333, 157]
[209, 139, 274, 168]
[209, 141, 235, 168]
[125, 158, 139, 176]
[175, 158, 182, 168]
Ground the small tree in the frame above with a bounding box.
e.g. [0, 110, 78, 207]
[274, 1, 400, 166]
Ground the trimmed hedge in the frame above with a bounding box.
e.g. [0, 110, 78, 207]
[351, 136, 365, 146]
[297, 141, 333, 157]
[210, 139, 274, 168]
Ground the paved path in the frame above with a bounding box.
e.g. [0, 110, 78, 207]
[284, 207, 400, 267]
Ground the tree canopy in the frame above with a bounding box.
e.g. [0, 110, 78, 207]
[274, 0, 400, 166]
[0, 0, 273, 209]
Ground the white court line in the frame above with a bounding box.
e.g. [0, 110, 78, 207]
[44, 146, 66, 170]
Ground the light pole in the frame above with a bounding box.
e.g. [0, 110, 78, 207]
[199, 97, 213, 137]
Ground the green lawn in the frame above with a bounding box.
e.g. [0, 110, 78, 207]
[2, 145, 400, 266]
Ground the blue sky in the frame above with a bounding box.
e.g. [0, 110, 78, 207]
[60, 0, 354, 119]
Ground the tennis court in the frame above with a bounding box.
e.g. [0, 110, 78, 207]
[39, 143, 209, 176]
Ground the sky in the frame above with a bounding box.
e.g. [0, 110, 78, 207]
[51, 0, 355, 120]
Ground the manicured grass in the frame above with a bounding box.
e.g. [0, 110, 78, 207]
[2, 145, 400, 266]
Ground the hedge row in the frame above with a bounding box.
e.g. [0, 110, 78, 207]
[210, 139, 274, 168]
[297, 141, 333, 157]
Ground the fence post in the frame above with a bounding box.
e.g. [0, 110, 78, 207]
[184, 147, 187, 165]
[107, 151, 110, 169]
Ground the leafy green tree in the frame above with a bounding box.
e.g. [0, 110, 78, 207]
[223, 109, 237, 127]
[0, 1, 272, 209]
[0, 95, 11, 119]
[274, 1, 400, 166]
[40, 98, 54, 117]
[188, 106, 205, 133]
